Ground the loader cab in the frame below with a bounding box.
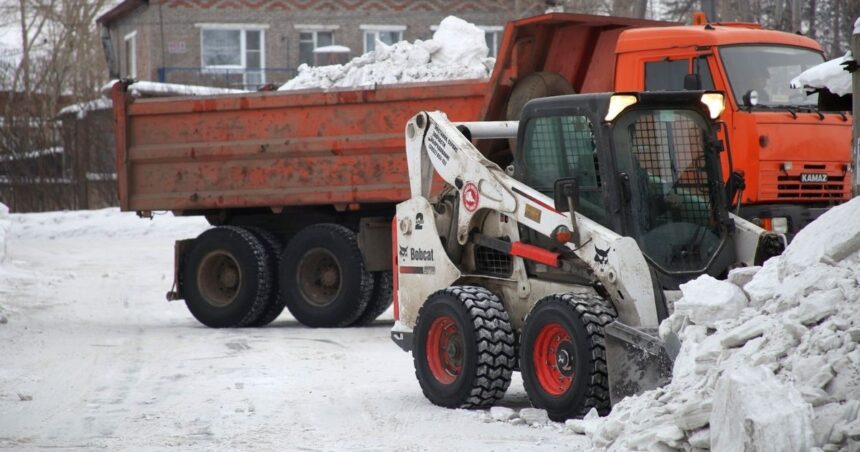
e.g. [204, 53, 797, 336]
[514, 91, 736, 288]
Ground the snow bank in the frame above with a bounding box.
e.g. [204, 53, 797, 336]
[0, 202, 9, 263]
[789, 53, 853, 97]
[483, 198, 860, 450]
[279, 16, 493, 91]
[10, 208, 208, 242]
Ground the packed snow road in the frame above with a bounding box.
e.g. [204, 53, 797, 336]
[0, 208, 589, 450]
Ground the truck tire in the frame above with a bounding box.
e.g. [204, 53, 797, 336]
[505, 72, 575, 153]
[520, 292, 616, 421]
[280, 224, 373, 328]
[413, 286, 515, 409]
[351, 271, 393, 326]
[182, 226, 273, 328]
[246, 227, 287, 327]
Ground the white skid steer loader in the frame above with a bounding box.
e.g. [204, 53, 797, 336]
[390, 91, 786, 421]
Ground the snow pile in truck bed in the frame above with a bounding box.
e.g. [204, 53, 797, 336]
[572, 197, 860, 451]
[278, 16, 494, 91]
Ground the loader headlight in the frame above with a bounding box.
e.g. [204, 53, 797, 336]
[605, 95, 638, 121]
[700, 93, 725, 119]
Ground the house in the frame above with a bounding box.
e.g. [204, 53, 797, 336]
[97, 0, 525, 90]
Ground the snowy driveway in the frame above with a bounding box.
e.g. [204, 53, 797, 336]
[0, 209, 589, 450]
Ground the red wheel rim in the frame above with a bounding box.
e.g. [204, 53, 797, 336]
[533, 322, 575, 396]
[426, 315, 464, 384]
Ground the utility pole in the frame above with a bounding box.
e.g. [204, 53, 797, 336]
[854, 17, 860, 197]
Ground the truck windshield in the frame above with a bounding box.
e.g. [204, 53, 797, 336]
[719, 45, 824, 107]
[612, 109, 722, 274]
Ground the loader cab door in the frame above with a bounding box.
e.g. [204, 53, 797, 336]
[609, 106, 732, 288]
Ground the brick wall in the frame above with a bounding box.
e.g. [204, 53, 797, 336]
[105, 0, 520, 88]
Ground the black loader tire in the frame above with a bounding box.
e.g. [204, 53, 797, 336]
[505, 71, 575, 153]
[351, 271, 393, 326]
[413, 286, 515, 409]
[520, 292, 616, 421]
[280, 224, 373, 328]
[182, 226, 273, 328]
[246, 227, 287, 327]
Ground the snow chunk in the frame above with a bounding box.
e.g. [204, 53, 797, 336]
[57, 98, 113, 119]
[781, 198, 860, 275]
[711, 365, 814, 452]
[279, 16, 493, 91]
[674, 275, 747, 327]
[0, 202, 8, 262]
[518, 408, 549, 426]
[790, 54, 853, 97]
[99, 80, 248, 98]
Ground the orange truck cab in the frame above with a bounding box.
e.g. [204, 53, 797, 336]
[612, 22, 852, 236]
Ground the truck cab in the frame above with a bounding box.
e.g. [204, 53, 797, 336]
[613, 23, 852, 235]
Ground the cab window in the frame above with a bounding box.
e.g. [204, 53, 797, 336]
[522, 115, 608, 226]
[645, 58, 715, 91]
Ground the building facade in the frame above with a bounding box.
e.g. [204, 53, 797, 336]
[98, 0, 525, 90]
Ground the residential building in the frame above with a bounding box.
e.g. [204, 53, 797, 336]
[97, 0, 526, 90]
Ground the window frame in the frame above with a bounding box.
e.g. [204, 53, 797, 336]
[124, 31, 137, 79]
[295, 24, 340, 66]
[196, 24, 268, 87]
[478, 26, 503, 58]
[360, 24, 406, 53]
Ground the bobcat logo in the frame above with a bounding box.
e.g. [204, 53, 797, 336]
[399, 245, 409, 257]
[415, 212, 424, 230]
[594, 246, 610, 266]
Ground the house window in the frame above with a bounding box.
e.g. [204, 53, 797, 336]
[124, 31, 137, 78]
[296, 25, 340, 66]
[480, 26, 503, 58]
[360, 25, 406, 53]
[198, 24, 267, 89]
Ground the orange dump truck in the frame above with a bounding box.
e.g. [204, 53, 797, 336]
[113, 13, 850, 329]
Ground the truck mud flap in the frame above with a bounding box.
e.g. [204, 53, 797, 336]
[604, 321, 679, 406]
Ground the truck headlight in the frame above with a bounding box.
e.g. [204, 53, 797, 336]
[772, 217, 789, 234]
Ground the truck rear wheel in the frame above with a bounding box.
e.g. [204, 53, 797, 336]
[246, 227, 287, 327]
[351, 271, 393, 326]
[182, 226, 273, 328]
[413, 286, 515, 409]
[520, 292, 616, 421]
[280, 224, 373, 328]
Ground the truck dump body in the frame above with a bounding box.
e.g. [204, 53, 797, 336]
[112, 13, 668, 214]
[112, 81, 488, 212]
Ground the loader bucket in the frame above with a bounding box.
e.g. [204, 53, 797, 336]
[603, 321, 679, 405]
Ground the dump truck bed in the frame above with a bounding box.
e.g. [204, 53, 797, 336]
[111, 13, 668, 214]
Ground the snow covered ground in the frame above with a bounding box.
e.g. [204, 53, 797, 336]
[0, 208, 589, 450]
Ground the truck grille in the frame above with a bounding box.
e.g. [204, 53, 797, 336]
[760, 162, 849, 201]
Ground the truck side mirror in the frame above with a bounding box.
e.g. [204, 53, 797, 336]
[553, 177, 580, 213]
[683, 73, 702, 90]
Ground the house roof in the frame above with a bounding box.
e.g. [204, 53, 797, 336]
[97, 0, 148, 26]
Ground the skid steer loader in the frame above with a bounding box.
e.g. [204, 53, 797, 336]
[390, 91, 785, 421]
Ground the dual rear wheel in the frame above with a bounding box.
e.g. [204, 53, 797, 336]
[182, 223, 392, 328]
[413, 287, 614, 421]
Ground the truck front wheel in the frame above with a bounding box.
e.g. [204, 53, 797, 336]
[413, 286, 515, 409]
[280, 224, 373, 327]
[520, 292, 616, 421]
[182, 226, 273, 328]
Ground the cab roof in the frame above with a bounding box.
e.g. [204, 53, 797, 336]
[616, 24, 822, 54]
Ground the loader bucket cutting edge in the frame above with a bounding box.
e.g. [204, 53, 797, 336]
[603, 321, 676, 406]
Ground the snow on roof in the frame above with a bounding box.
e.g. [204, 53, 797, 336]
[314, 45, 351, 53]
[57, 98, 113, 119]
[789, 53, 854, 97]
[279, 16, 493, 92]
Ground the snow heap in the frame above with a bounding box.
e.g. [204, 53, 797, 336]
[789, 53, 854, 97]
[279, 16, 494, 91]
[482, 198, 860, 451]
[571, 197, 860, 451]
[0, 202, 9, 263]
